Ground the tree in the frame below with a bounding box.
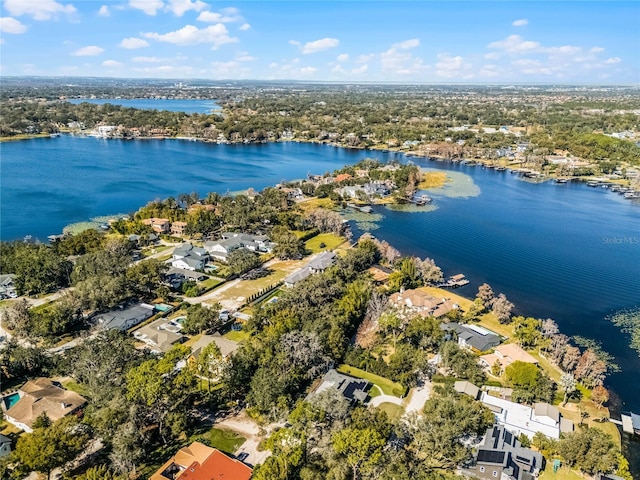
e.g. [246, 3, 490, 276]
[11, 416, 90, 480]
[505, 360, 554, 404]
[378, 312, 404, 349]
[271, 228, 305, 260]
[183, 303, 221, 335]
[439, 341, 486, 385]
[560, 373, 577, 406]
[332, 427, 386, 480]
[227, 248, 261, 275]
[574, 349, 607, 387]
[561, 345, 581, 372]
[492, 293, 514, 324]
[416, 257, 443, 285]
[74, 465, 128, 480]
[591, 385, 609, 409]
[405, 395, 494, 468]
[513, 316, 543, 348]
[476, 283, 494, 307]
[557, 428, 619, 475]
[126, 258, 168, 295]
[196, 342, 224, 392]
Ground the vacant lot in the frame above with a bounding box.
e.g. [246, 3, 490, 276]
[305, 233, 347, 253]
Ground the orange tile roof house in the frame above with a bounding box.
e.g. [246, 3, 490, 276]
[142, 217, 171, 233]
[480, 343, 539, 373]
[151, 441, 252, 480]
[4, 378, 87, 433]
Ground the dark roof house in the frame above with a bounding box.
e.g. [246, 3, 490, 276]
[469, 425, 544, 480]
[308, 369, 372, 405]
[440, 323, 501, 352]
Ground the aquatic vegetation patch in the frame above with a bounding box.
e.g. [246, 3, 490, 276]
[385, 203, 438, 214]
[426, 171, 480, 198]
[607, 307, 640, 357]
[339, 210, 384, 231]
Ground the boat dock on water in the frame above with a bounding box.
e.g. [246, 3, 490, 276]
[437, 274, 470, 288]
[346, 203, 373, 213]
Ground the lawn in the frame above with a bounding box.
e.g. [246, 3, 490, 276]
[305, 233, 347, 254]
[337, 364, 406, 397]
[142, 245, 170, 257]
[223, 330, 250, 342]
[539, 464, 584, 480]
[191, 427, 246, 455]
[61, 379, 91, 398]
[200, 277, 225, 291]
[377, 402, 405, 421]
[298, 197, 337, 212]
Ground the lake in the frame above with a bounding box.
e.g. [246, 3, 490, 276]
[1, 136, 639, 411]
[67, 98, 220, 114]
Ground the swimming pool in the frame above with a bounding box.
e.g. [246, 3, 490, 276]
[3, 392, 20, 410]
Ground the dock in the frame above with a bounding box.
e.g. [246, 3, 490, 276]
[437, 273, 470, 288]
[346, 203, 373, 213]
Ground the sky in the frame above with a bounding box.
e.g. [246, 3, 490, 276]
[0, 0, 638, 83]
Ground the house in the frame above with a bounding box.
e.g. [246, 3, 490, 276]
[204, 232, 273, 262]
[468, 425, 544, 480]
[0, 274, 16, 297]
[133, 317, 187, 354]
[454, 380, 481, 400]
[308, 369, 372, 406]
[189, 333, 240, 361]
[390, 289, 460, 319]
[142, 217, 171, 233]
[94, 303, 155, 331]
[440, 323, 501, 353]
[620, 411, 640, 436]
[171, 221, 188, 236]
[166, 267, 207, 289]
[0, 434, 11, 458]
[150, 441, 252, 480]
[334, 173, 352, 183]
[337, 185, 364, 199]
[284, 267, 312, 288]
[171, 243, 209, 271]
[480, 344, 538, 373]
[203, 238, 243, 262]
[284, 251, 337, 288]
[4, 378, 87, 433]
[479, 391, 573, 439]
[368, 265, 392, 284]
[308, 251, 337, 272]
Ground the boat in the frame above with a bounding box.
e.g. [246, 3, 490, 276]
[496, 166, 507, 171]
[624, 192, 640, 199]
[437, 273, 470, 288]
[587, 181, 600, 187]
[555, 178, 569, 184]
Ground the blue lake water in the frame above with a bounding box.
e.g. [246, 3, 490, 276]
[67, 98, 220, 114]
[1, 136, 639, 410]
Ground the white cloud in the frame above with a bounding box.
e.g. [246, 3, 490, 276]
[392, 38, 420, 50]
[239, 23, 250, 31]
[478, 65, 500, 77]
[211, 60, 251, 78]
[102, 60, 123, 67]
[356, 54, 374, 64]
[142, 24, 237, 48]
[299, 66, 318, 75]
[337, 53, 349, 62]
[381, 40, 425, 74]
[4, 0, 76, 20]
[435, 54, 472, 78]
[129, 0, 164, 16]
[351, 65, 368, 74]
[119, 37, 150, 49]
[605, 57, 621, 64]
[301, 37, 340, 54]
[0, 17, 27, 34]
[590, 46, 605, 53]
[236, 52, 256, 62]
[132, 56, 162, 62]
[484, 52, 501, 60]
[166, 0, 206, 16]
[512, 19, 528, 27]
[132, 64, 194, 75]
[197, 7, 241, 23]
[512, 59, 552, 75]
[98, 5, 110, 17]
[488, 35, 541, 54]
[289, 40, 300, 46]
[72, 45, 105, 56]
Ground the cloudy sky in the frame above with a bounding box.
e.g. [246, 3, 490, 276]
[0, 0, 638, 83]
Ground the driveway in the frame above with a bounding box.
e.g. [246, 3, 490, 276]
[215, 413, 278, 467]
[403, 380, 432, 416]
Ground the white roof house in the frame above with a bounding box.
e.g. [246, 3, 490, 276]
[479, 392, 573, 439]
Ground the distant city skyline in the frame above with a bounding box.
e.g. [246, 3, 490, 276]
[0, 0, 638, 83]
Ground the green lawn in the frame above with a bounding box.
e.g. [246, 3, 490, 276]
[337, 364, 406, 397]
[61, 379, 91, 398]
[191, 427, 246, 455]
[305, 233, 347, 253]
[377, 402, 405, 421]
[223, 330, 250, 342]
[200, 277, 225, 290]
[539, 464, 584, 480]
[142, 245, 170, 257]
